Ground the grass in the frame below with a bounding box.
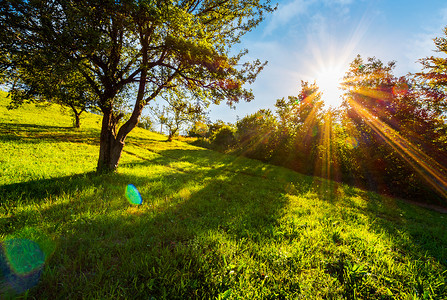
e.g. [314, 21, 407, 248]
[0, 91, 446, 299]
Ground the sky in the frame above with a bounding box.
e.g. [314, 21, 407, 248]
[207, 0, 447, 124]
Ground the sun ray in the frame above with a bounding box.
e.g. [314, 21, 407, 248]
[347, 97, 447, 201]
[345, 85, 392, 102]
[298, 90, 324, 142]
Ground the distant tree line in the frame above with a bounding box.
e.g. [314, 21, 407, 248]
[195, 45, 447, 203]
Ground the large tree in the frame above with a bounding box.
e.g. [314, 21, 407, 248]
[1, 0, 273, 172]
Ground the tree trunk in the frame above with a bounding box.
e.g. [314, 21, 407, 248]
[68, 104, 82, 128]
[74, 113, 81, 128]
[97, 110, 121, 172]
[167, 128, 177, 142]
[96, 103, 145, 172]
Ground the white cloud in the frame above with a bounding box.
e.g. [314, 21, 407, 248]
[263, 0, 356, 37]
[402, 7, 447, 74]
[441, 7, 447, 23]
[263, 0, 316, 36]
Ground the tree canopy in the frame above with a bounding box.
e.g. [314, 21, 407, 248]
[1, 0, 274, 171]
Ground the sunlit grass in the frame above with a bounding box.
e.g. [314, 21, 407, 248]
[1, 92, 446, 299]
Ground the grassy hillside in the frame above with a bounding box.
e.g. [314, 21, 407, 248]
[1, 92, 446, 299]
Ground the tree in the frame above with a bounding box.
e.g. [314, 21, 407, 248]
[416, 25, 447, 114]
[6, 60, 98, 128]
[210, 125, 236, 150]
[273, 81, 325, 174]
[150, 95, 205, 141]
[1, 0, 274, 172]
[341, 55, 447, 201]
[207, 119, 227, 138]
[136, 115, 153, 131]
[187, 120, 208, 138]
[235, 108, 278, 162]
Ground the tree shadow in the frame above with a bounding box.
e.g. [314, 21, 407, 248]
[1, 172, 100, 236]
[0, 123, 100, 145]
[2, 146, 312, 298]
[363, 193, 447, 266]
[4, 146, 446, 298]
[1, 172, 97, 203]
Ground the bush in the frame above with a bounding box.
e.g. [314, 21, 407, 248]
[137, 115, 153, 130]
[210, 125, 236, 150]
[235, 109, 278, 161]
[187, 121, 208, 138]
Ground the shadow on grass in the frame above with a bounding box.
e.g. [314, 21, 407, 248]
[4, 166, 293, 298]
[364, 193, 447, 266]
[0, 172, 100, 235]
[3, 146, 447, 298]
[1, 172, 98, 202]
[2, 146, 308, 298]
[0, 123, 100, 145]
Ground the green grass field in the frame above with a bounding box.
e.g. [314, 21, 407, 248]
[1, 91, 446, 299]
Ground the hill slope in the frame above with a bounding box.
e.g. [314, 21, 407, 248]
[1, 92, 446, 299]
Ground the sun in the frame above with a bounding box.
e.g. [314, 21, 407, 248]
[315, 65, 345, 108]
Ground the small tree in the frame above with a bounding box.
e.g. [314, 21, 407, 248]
[6, 60, 97, 128]
[187, 120, 208, 138]
[137, 115, 153, 131]
[235, 109, 278, 161]
[207, 119, 227, 138]
[150, 95, 205, 141]
[273, 81, 325, 173]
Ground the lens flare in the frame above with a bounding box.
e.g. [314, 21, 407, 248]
[345, 136, 358, 148]
[392, 82, 409, 96]
[0, 239, 45, 295]
[125, 184, 143, 205]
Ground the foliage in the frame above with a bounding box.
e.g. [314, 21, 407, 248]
[1, 93, 447, 299]
[271, 81, 326, 174]
[219, 55, 446, 203]
[187, 120, 209, 138]
[234, 109, 278, 161]
[226, 81, 330, 177]
[416, 25, 447, 114]
[1, 0, 274, 171]
[150, 95, 205, 141]
[136, 115, 153, 131]
[4, 56, 98, 128]
[341, 55, 447, 202]
[210, 125, 236, 150]
[207, 119, 228, 138]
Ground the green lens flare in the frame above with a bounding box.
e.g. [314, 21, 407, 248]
[1, 239, 45, 294]
[125, 184, 142, 205]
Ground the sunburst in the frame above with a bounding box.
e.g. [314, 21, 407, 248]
[315, 64, 345, 108]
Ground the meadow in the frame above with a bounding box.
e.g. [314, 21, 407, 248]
[1, 91, 446, 299]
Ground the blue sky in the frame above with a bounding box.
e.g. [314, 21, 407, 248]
[207, 0, 447, 123]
